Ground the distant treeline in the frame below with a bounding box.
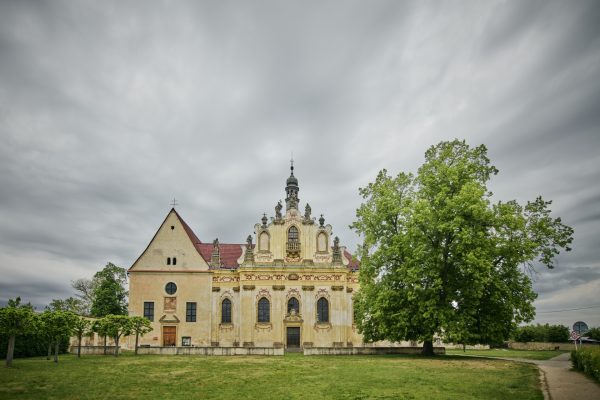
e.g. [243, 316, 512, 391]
[512, 324, 570, 343]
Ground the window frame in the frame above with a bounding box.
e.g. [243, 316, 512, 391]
[143, 301, 154, 322]
[221, 298, 232, 324]
[257, 297, 270, 323]
[317, 297, 329, 323]
[287, 226, 299, 241]
[165, 282, 177, 295]
[186, 302, 197, 322]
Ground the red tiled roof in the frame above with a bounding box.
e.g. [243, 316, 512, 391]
[196, 243, 245, 269]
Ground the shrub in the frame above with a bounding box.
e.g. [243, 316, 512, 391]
[571, 347, 600, 382]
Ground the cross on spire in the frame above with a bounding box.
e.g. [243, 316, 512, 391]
[170, 198, 178, 208]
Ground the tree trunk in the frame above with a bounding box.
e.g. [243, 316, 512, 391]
[47, 342, 52, 360]
[422, 339, 434, 356]
[54, 340, 59, 363]
[462, 343, 466, 353]
[5, 335, 15, 367]
[135, 332, 139, 355]
[114, 335, 119, 357]
[77, 333, 82, 358]
[103, 336, 107, 355]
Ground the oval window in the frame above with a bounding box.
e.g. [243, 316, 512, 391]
[165, 282, 177, 295]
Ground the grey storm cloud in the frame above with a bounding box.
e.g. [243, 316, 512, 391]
[1, 0, 599, 326]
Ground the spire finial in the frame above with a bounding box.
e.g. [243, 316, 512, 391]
[170, 198, 178, 208]
[290, 152, 294, 174]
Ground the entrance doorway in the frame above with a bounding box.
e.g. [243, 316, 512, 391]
[286, 327, 300, 348]
[163, 326, 176, 346]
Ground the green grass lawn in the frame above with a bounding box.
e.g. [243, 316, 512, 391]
[445, 348, 567, 360]
[0, 353, 542, 400]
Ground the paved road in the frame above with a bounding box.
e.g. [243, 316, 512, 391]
[500, 353, 600, 400]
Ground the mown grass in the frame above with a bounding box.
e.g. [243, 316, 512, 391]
[445, 348, 567, 360]
[0, 352, 542, 399]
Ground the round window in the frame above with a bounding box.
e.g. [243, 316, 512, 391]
[165, 282, 177, 295]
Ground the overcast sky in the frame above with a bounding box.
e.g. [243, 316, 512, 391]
[1, 0, 599, 329]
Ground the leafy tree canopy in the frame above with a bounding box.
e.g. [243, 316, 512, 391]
[90, 263, 128, 317]
[352, 140, 573, 354]
[46, 297, 85, 315]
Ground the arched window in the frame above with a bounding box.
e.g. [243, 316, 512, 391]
[288, 226, 299, 241]
[287, 297, 299, 315]
[257, 297, 270, 323]
[317, 297, 329, 323]
[221, 299, 232, 323]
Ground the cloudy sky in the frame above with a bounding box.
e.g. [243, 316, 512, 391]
[1, 0, 599, 329]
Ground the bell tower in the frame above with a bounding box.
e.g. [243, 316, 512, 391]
[285, 159, 299, 211]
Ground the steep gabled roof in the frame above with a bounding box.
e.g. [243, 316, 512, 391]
[129, 208, 206, 271]
[173, 208, 202, 245]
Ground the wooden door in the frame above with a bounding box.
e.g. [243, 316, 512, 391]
[163, 326, 176, 346]
[286, 327, 300, 348]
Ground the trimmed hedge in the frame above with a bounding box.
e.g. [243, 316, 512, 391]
[571, 347, 600, 382]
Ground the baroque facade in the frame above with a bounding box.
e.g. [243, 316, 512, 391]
[128, 165, 363, 349]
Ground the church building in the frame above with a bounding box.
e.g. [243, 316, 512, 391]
[128, 164, 363, 349]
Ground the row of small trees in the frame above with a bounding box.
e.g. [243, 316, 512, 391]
[0, 297, 153, 367]
[88, 314, 153, 357]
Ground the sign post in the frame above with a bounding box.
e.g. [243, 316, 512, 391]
[570, 331, 580, 350]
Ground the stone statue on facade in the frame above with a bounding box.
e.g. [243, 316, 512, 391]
[304, 203, 311, 220]
[210, 238, 220, 268]
[244, 235, 254, 263]
[332, 236, 342, 266]
[275, 201, 283, 220]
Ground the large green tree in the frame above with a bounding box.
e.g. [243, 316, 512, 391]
[90, 263, 128, 317]
[0, 298, 36, 367]
[352, 140, 573, 355]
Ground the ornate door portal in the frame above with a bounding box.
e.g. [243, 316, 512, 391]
[163, 326, 176, 346]
[286, 327, 300, 348]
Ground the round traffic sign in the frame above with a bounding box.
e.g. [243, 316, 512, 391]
[573, 321, 588, 335]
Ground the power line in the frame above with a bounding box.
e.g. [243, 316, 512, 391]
[537, 304, 600, 314]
